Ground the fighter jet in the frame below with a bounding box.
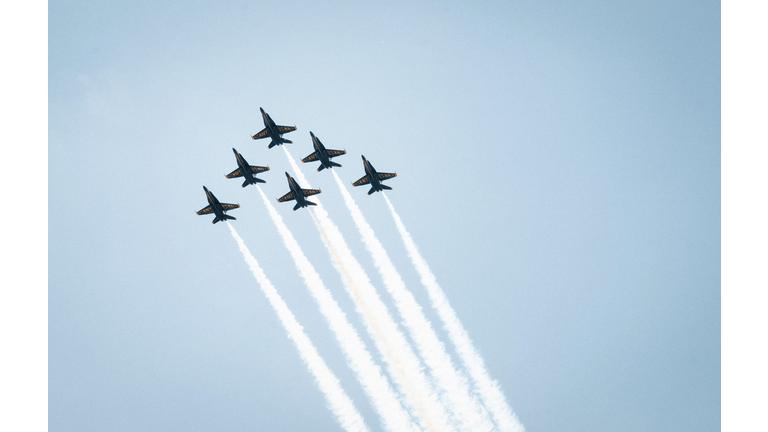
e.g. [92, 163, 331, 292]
[251, 107, 297, 149]
[196, 186, 240, 224]
[277, 172, 322, 211]
[301, 131, 347, 172]
[225, 148, 270, 187]
[352, 155, 397, 195]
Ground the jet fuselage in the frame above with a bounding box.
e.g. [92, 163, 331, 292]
[261, 108, 282, 143]
[285, 173, 311, 208]
[313, 136, 331, 167]
[362, 157, 383, 191]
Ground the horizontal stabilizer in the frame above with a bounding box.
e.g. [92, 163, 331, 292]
[330, 161, 342, 168]
[213, 214, 236, 224]
[243, 178, 265, 187]
[317, 165, 326, 172]
[380, 184, 392, 190]
[368, 187, 376, 195]
[293, 202, 302, 211]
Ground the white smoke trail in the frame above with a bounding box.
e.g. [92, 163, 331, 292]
[331, 171, 496, 432]
[226, 223, 369, 432]
[381, 195, 525, 432]
[282, 147, 453, 432]
[254, 186, 419, 432]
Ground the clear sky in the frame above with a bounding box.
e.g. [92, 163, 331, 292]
[49, 1, 720, 431]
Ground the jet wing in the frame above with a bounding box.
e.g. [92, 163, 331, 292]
[302, 152, 320, 163]
[226, 168, 244, 179]
[250, 165, 270, 174]
[220, 203, 240, 211]
[251, 128, 269, 140]
[196, 205, 214, 215]
[352, 175, 371, 187]
[327, 149, 346, 157]
[276, 125, 297, 134]
[301, 188, 321, 197]
[377, 172, 397, 180]
[277, 191, 295, 202]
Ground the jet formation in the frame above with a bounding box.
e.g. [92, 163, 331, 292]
[197, 107, 397, 222]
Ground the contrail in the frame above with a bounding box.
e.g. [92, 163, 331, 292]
[282, 147, 454, 432]
[254, 186, 419, 432]
[381, 195, 525, 432]
[331, 171, 496, 432]
[226, 222, 369, 432]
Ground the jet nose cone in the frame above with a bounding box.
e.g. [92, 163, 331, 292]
[285, 172, 290, 178]
[232, 148, 238, 154]
[361, 155, 366, 161]
[260, 107, 265, 113]
[310, 131, 315, 137]
[203, 186, 208, 192]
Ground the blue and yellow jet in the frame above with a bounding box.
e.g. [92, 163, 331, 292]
[225, 148, 270, 187]
[277, 172, 322, 211]
[301, 131, 346, 172]
[251, 107, 297, 149]
[196, 186, 240, 224]
[352, 156, 397, 195]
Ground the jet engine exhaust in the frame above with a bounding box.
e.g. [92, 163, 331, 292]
[226, 222, 369, 432]
[382, 195, 525, 432]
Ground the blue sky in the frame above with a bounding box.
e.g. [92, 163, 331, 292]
[46, 1, 719, 430]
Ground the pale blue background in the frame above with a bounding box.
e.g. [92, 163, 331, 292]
[49, 1, 720, 430]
